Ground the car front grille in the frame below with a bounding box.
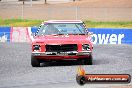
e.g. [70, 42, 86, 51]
[46, 44, 77, 52]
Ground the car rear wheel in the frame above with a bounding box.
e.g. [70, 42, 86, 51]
[31, 56, 40, 67]
[83, 54, 93, 65]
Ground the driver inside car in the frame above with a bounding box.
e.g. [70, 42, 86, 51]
[45, 24, 60, 35]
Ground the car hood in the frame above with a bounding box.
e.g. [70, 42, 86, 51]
[33, 35, 92, 44]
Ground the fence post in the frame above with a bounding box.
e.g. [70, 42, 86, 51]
[45, 0, 47, 4]
[48, 6, 52, 19]
[75, 6, 78, 20]
[21, 1, 24, 19]
[30, 0, 32, 7]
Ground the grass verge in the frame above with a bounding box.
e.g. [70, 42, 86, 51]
[0, 18, 42, 27]
[85, 21, 132, 28]
[0, 18, 132, 28]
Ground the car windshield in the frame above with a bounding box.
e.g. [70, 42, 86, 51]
[37, 23, 86, 36]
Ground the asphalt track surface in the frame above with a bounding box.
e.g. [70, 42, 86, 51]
[0, 43, 132, 88]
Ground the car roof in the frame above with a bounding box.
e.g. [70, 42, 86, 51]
[43, 20, 83, 24]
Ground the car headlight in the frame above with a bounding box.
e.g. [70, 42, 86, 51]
[33, 45, 41, 51]
[82, 44, 90, 50]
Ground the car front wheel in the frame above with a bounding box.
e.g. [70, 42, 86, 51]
[83, 54, 93, 65]
[31, 56, 40, 67]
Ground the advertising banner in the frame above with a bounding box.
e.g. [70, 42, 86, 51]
[10, 27, 31, 42]
[0, 27, 10, 42]
[89, 28, 132, 44]
[0, 27, 132, 44]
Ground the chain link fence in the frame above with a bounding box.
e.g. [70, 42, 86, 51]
[0, 1, 132, 21]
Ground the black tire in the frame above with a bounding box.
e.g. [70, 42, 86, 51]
[31, 56, 40, 67]
[83, 54, 93, 65]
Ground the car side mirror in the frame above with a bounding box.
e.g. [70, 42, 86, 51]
[88, 32, 93, 35]
[85, 29, 93, 35]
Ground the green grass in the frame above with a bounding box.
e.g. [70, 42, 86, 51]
[0, 18, 132, 28]
[0, 18, 42, 27]
[84, 21, 132, 28]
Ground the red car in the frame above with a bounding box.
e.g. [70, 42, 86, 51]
[31, 20, 93, 67]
